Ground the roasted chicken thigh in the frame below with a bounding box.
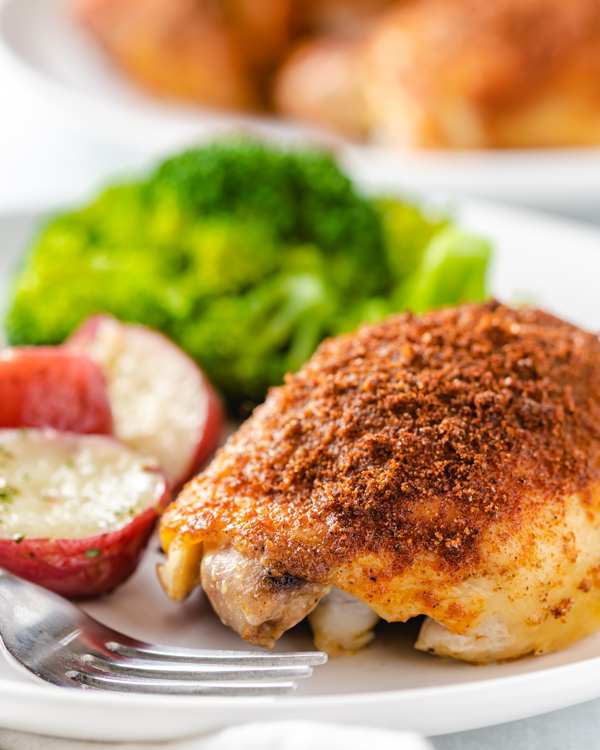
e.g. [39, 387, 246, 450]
[160, 302, 600, 662]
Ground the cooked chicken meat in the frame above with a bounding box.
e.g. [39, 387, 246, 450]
[274, 36, 369, 141]
[416, 615, 517, 663]
[70, 0, 600, 148]
[199, 542, 330, 649]
[68, 0, 296, 109]
[309, 587, 381, 655]
[362, 0, 600, 148]
[160, 302, 600, 662]
[299, 0, 395, 35]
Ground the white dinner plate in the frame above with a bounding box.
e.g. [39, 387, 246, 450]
[0, 199, 600, 742]
[3, 0, 600, 223]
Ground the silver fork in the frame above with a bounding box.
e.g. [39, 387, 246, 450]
[0, 568, 327, 695]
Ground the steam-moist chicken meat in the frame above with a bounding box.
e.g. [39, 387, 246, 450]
[159, 302, 600, 662]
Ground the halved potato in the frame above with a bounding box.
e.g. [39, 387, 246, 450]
[67, 315, 224, 489]
[0, 429, 169, 597]
[0, 348, 112, 434]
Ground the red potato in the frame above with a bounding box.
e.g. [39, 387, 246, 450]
[0, 429, 169, 598]
[0, 509, 159, 599]
[67, 316, 224, 489]
[0, 347, 112, 434]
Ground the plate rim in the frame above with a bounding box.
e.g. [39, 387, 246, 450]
[1, 636, 600, 739]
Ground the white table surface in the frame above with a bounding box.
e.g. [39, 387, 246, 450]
[3, 84, 600, 750]
[433, 699, 600, 750]
[0, 103, 146, 213]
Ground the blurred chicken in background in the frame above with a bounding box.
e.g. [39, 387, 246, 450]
[68, 0, 394, 113]
[273, 36, 369, 140]
[69, 0, 297, 109]
[361, 0, 600, 148]
[299, 0, 395, 33]
[69, 0, 600, 148]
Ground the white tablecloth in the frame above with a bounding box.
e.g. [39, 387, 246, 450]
[433, 699, 600, 750]
[0, 723, 431, 750]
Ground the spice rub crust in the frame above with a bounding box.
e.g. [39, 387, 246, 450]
[161, 302, 600, 587]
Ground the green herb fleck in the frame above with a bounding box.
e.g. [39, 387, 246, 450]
[85, 548, 101, 559]
[0, 485, 18, 502]
[0, 446, 13, 460]
[13, 534, 25, 544]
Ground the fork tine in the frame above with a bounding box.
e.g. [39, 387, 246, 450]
[106, 641, 328, 667]
[0, 568, 328, 696]
[82, 653, 314, 681]
[66, 669, 297, 695]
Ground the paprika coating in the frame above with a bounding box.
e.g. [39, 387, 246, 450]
[160, 302, 600, 661]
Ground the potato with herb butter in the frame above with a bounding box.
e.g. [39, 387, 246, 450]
[0, 429, 169, 597]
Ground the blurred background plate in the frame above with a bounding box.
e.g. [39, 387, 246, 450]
[3, 0, 600, 224]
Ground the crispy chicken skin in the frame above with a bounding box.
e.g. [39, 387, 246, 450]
[68, 0, 386, 111]
[68, 0, 296, 109]
[272, 1, 392, 140]
[200, 543, 330, 649]
[363, 0, 600, 148]
[160, 302, 600, 662]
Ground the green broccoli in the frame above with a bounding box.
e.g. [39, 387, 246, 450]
[5, 138, 491, 414]
[398, 228, 491, 313]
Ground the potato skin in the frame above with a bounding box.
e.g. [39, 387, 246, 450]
[0, 348, 112, 435]
[181, 381, 224, 490]
[0, 484, 170, 598]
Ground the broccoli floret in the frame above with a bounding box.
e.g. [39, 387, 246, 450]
[398, 228, 491, 313]
[176, 270, 337, 410]
[149, 140, 388, 297]
[184, 220, 280, 298]
[5, 207, 171, 346]
[5, 139, 492, 414]
[376, 198, 448, 280]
